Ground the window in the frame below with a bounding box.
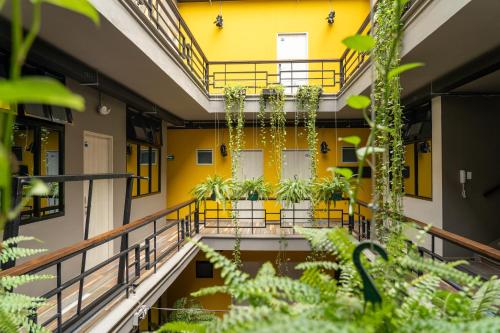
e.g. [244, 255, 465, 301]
[341, 146, 357, 163]
[403, 103, 432, 199]
[196, 149, 213, 165]
[126, 109, 162, 197]
[12, 117, 64, 223]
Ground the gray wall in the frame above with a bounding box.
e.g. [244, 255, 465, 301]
[441, 95, 500, 257]
[12, 79, 167, 294]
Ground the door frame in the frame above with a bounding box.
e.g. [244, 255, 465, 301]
[83, 130, 114, 257]
[276, 32, 309, 92]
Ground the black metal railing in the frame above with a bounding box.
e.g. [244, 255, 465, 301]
[121, 0, 425, 96]
[207, 59, 342, 95]
[0, 173, 200, 332]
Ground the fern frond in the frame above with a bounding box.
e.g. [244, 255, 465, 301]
[295, 261, 339, 271]
[0, 308, 18, 333]
[1, 236, 40, 246]
[192, 285, 229, 298]
[0, 293, 45, 312]
[402, 317, 500, 333]
[0, 247, 47, 263]
[194, 240, 249, 287]
[397, 255, 481, 289]
[398, 273, 441, 320]
[0, 274, 53, 290]
[470, 277, 500, 318]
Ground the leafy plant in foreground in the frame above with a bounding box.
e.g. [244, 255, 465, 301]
[159, 228, 500, 333]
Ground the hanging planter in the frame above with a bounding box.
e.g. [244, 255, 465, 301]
[236, 177, 272, 201]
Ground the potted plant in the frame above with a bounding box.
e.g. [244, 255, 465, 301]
[276, 177, 312, 208]
[237, 177, 272, 201]
[313, 174, 346, 205]
[191, 175, 233, 206]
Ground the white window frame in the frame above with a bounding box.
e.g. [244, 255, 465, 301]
[139, 147, 158, 165]
[196, 149, 214, 165]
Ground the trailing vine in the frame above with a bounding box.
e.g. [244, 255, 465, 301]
[259, 85, 286, 178]
[372, 0, 406, 242]
[224, 86, 246, 268]
[296, 86, 321, 181]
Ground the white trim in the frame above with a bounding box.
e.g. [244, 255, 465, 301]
[196, 148, 214, 165]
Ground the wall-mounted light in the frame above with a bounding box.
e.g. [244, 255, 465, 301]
[220, 143, 227, 157]
[320, 141, 330, 154]
[214, 14, 223, 28]
[418, 141, 431, 153]
[326, 10, 335, 24]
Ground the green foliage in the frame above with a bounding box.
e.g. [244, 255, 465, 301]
[342, 34, 375, 52]
[276, 178, 312, 208]
[191, 175, 233, 207]
[259, 85, 286, 178]
[296, 85, 321, 181]
[346, 95, 371, 109]
[312, 174, 346, 205]
[161, 228, 500, 333]
[235, 177, 272, 200]
[168, 297, 217, 325]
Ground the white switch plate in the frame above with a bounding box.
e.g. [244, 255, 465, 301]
[466, 171, 472, 180]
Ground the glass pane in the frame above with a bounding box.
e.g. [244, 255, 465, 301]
[50, 106, 72, 124]
[24, 104, 49, 120]
[12, 123, 35, 220]
[151, 147, 160, 193]
[197, 150, 213, 164]
[139, 146, 151, 195]
[404, 143, 416, 196]
[40, 127, 61, 216]
[127, 144, 138, 197]
[417, 140, 432, 198]
[341, 147, 357, 163]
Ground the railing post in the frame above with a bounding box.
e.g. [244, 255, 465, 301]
[77, 179, 93, 314]
[367, 219, 371, 239]
[181, 218, 185, 239]
[185, 217, 190, 237]
[1, 177, 23, 269]
[348, 214, 354, 234]
[339, 58, 345, 88]
[195, 201, 200, 233]
[118, 176, 133, 285]
[145, 238, 151, 270]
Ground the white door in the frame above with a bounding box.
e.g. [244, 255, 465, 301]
[277, 33, 308, 94]
[236, 151, 264, 225]
[282, 150, 311, 224]
[83, 131, 113, 269]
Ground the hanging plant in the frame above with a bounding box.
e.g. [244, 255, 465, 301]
[224, 86, 246, 268]
[296, 85, 321, 181]
[258, 85, 286, 178]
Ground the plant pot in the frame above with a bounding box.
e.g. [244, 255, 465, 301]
[248, 192, 259, 201]
[332, 192, 343, 201]
[209, 192, 216, 200]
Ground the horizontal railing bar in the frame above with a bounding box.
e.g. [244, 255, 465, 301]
[209, 58, 341, 65]
[15, 173, 134, 184]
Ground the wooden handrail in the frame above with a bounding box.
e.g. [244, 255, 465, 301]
[406, 217, 500, 262]
[0, 198, 196, 278]
[354, 200, 499, 261]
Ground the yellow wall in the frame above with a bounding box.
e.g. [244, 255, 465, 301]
[404, 141, 432, 199]
[179, 0, 370, 94]
[166, 126, 372, 214]
[165, 250, 313, 313]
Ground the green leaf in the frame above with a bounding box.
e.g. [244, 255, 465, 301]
[39, 0, 99, 25]
[0, 77, 84, 111]
[339, 136, 361, 146]
[388, 62, 424, 79]
[356, 146, 385, 159]
[29, 179, 49, 196]
[331, 167, 353, 180]
[346, 95, 371, 109]
[342, 35, 375, 52]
